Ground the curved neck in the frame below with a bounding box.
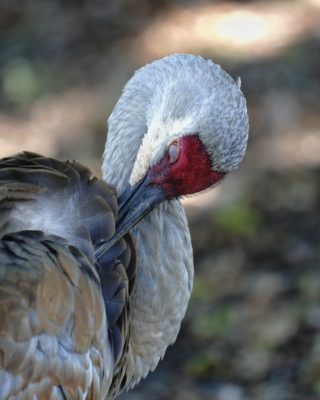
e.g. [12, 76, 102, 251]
[102, 65, 195, 391]
[103, 68, 159, 191]
[121, 200, 194, 389]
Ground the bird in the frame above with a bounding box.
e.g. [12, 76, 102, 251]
[0, 54, 249, 399]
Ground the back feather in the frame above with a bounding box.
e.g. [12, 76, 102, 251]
[0, 152, 136, 399]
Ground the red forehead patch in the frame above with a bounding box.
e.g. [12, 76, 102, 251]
[149, 134, 225, 198]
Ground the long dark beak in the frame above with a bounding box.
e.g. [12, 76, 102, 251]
[95, 174, 165, 260]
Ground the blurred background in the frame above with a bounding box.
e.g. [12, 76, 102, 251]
[1, 0, 320, 399]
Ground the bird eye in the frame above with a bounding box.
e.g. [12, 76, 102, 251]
[168, 140, 180, 164]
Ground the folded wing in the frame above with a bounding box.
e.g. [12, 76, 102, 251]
[0, 152, 136, 399]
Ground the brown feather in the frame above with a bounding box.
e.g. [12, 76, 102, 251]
[0, 152, 137, 399]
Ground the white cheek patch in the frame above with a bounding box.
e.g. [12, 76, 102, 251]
[129, 116, 193, 186]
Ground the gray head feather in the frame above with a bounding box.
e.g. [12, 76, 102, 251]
[104, 54, 249, 191]
[143, 55, 249, 173]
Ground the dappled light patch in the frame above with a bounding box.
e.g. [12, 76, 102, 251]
[134, 1, 320, 61]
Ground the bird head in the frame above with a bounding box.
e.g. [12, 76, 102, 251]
[97, 54, 248, 257]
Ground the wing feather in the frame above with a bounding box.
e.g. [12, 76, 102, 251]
[0, 232, 111, 399]
[0, 152, 137, 399]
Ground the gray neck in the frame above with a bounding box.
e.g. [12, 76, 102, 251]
[103, 82, 148, 193]
[103, 65, 194, 389]
[126, 201, 193, 387]
[103, 60, 163, 193]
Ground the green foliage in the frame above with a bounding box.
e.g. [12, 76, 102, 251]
[185, 349, 231, 379]
[190, 304, 238, 339]
[2, 58, 49, 106]
[298, 272, 320, 302]
[190, 278, 212, 305]
[215, 202, 261, 238]
[314, 381, 320, 396]
[185, 353, 213, 378]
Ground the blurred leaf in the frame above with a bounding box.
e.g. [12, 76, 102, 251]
[215, 203, 261, 238]
[190, 277, 212, 305]
[190, 304, 237, 339]
[314, 381, 320, 396]
[185, 350, 231, 379]
[299, 272, 320, 302]
[185, 353, 213, 378]
[2, 58, 49, 106]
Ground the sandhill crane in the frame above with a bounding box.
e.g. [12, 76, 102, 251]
[0, 54, 248, 399]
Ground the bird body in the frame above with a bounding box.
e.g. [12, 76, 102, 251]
[0, 54, 249, 399]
